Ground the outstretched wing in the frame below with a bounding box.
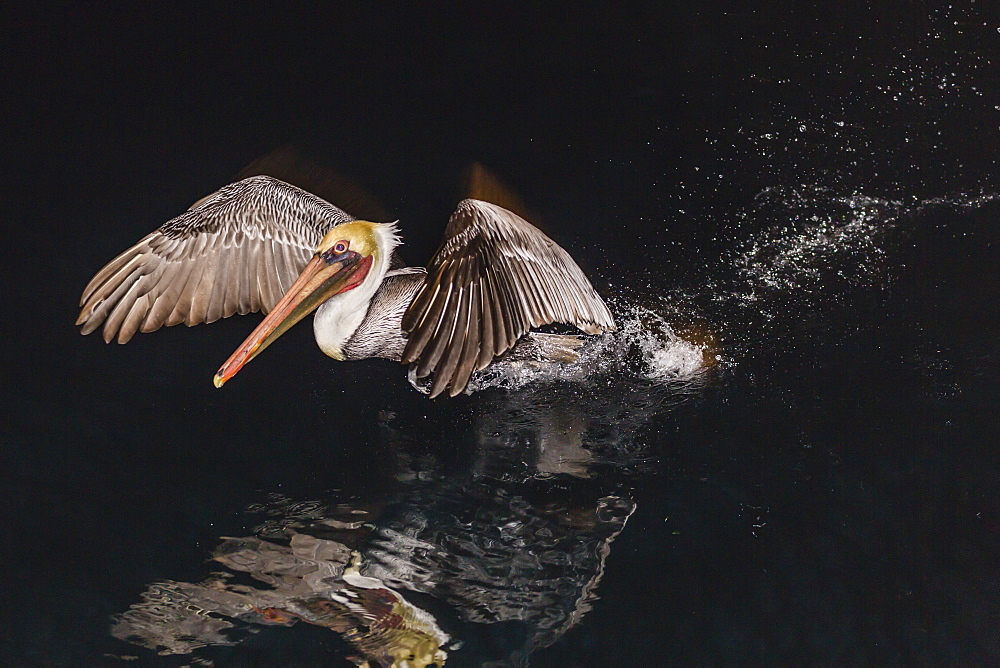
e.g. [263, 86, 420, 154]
[78, 176, 354, 343]
[401, 199, 615, 398]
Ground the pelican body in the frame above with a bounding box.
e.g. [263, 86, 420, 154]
[78, 176, 615, 397]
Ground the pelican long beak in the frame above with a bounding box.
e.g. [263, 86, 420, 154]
[213, 251, 372, 387]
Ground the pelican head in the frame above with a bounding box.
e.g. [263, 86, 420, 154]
[213, 221, 397, 387]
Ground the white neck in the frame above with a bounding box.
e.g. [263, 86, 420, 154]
[313, 223, 400, 360]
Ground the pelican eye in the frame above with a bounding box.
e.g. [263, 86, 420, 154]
[333, 241, 349, 254]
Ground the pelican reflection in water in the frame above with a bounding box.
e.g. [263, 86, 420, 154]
[108, 387, 654, 665]
[78, 173, 615, 397]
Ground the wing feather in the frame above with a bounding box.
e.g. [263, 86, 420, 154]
[413, 262, 461, 379]
[77, 252, 146, 328]
[221, 243, 241, 318]
[488, 258, 520, 351]
[430, 263, 472, 396]
[77, 176, 354, 343]
[103, 274, 147, 343]
[403, 267, 450, 369]
[119, 293, 154, 344]
[477, 276, 495, 370]
[205, 245, 230, 323]
[188, 249, 218, 326]
[257, 240, 272, 313]
[256, 237, 276, 313]
[402, 199, 615, 396]
[176, 253, 209, 327]
[449, 281, 482, 397]
[141, 262, 183, 333]
[79, 233, 156, 307]
[237, 237, 257, 315]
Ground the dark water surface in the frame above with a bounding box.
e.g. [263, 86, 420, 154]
[5, 4, 999, 665]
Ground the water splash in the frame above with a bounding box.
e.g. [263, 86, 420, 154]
[711, 187, 904, 337]
[452, 304, 714, 395]
[723, 188, 998, 306]
[456, 185, 999, 399]
[657, 186, 997, 361]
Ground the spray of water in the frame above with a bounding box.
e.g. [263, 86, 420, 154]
[406, 303, 713, 396]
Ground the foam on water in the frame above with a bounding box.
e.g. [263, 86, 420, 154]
[453, 303, 715, 395]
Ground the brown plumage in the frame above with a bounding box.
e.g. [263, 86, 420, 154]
[79, 176, 616, 398]
[77, 176, 353, 343]
[401, 199, 615, 397]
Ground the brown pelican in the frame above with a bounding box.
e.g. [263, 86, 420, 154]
[78, 175, 616, 397]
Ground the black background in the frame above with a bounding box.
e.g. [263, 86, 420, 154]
[4, 3, 999, 665]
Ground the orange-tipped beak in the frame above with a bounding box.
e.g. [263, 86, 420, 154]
[213, 251, 372, 387]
